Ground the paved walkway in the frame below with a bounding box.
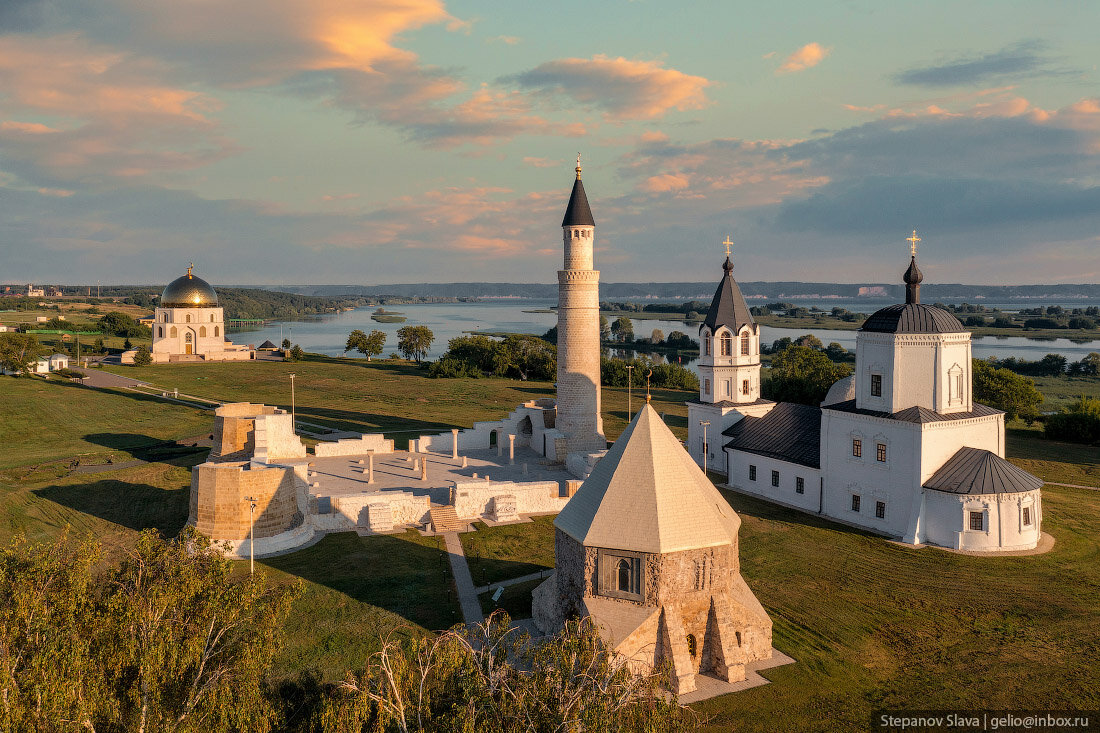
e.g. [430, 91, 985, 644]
[74, 367, 147, 389]
[443, 532, 483, 626]
[1046, 481, 1099, 492]
[474, 569, 552, 595]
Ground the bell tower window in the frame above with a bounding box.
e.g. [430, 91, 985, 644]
[740, 333, 750, 355]
[720, 334, 732, 356]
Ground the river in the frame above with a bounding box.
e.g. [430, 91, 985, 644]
[234, 299, 1100, 374]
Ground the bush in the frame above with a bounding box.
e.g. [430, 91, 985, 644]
[1044, 397, 1100, 445]
[972, 359, 1043, 422]
[133, 344, 153, 366]
[763, 345, 852, 405]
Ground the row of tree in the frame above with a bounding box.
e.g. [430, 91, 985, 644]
[984, 353, 1100, 377]
[1, 530, 690, 732]
[345, 327, 435, 363]
[428, 334, 556, 380]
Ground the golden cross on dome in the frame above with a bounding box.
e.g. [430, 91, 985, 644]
[575, 152, 582, 179]
[187, 262, 194, 278]
[906, 230, 921, 257]
[723, 236, 734, 258]
[645, 369, 653, 404]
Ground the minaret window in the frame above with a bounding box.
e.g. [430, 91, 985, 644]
[214, 326, 219, 337]
[871, 374, 882, 397]
[186, 314, 191, 323]
[740, 334, 750, 355]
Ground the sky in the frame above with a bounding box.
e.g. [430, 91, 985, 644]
[1, 0, 1098, 286]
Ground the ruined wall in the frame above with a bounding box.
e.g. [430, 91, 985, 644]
[313, 434, 394, 457]
[189, 461, 306, 540]
[209, 403, 281, 460]
[452, 480, 566, 520]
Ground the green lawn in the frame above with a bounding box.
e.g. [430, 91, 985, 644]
[479, 577, 544, 620]
[462, 516, 557, 586]
[5, 359, 1100, 728]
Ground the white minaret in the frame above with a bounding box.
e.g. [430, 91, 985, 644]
[556, 156, 605, 453]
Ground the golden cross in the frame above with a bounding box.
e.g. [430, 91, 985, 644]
[645, 369, 653, 404]
[722, 236, 734, 258]
[187, 262, 194, 277]
[906, 230, 921, 257]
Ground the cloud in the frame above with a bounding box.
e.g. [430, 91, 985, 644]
[509, 55, 712, 120]
[489, 35, 520, 45]
[522, 156, 559, 168]
[893, 40, 1075, 87]
[778, 43, 829, 73]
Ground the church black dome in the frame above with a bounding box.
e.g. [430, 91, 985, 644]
[860, 303, 965, 334]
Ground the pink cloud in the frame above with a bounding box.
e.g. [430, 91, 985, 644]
[512, 55, 712, 120]
[640, 173, 690, 193]
[778, 43, 830, 74]
[523, 157, 559, 168]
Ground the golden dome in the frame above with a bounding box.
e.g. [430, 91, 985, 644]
[161, 264, 218, 308]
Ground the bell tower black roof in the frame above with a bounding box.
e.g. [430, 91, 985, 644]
[702, 255, 755, 334]
[561, 161, 595, 227]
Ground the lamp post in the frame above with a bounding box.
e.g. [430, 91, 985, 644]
[699, 420, 710, 472]
[288, 373, 296, 432]
[245, 495, 258, 575]
[625, 364, 634, 418]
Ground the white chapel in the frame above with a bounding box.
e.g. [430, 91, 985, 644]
[688, 235, 1043, 553]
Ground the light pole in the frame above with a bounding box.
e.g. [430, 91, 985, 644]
[625, 364, 634, 419]
[700, 420, 710, 472]
[288, 373, 296, 432]
[245, 495, 258, 575]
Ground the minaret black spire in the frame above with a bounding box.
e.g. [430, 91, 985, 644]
[903, 230, 924, 304]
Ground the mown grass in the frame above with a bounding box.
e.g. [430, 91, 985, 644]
[462, 516, 557, 587]
[5, 359, 1099, 725]
[479, 578, 544, 619]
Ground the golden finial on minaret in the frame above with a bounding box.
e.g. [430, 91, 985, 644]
[187, 262, 194, 278]
[907, 230, 921, 257]
[575, 152, 582, 179]
[645, 369, 653, 404]
[723, 236, 734, 258]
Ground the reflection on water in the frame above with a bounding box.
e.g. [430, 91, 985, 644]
[233, 299, 1100, 377]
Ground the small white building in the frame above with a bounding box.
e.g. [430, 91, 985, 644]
[691, 238, 1043, 554]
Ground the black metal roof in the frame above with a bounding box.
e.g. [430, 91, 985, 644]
[686, 397, 774, 409]
[860, 303, 965, 334]
[823, 399, 1002, 424]
[924, 446, 1043, 495]
[702, 258, 755, 335]
[561, 177, 594, 227]
[258, 340, 277, 349]
[723, 402, 821, 468]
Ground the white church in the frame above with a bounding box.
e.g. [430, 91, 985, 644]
[687, 236, 1043, 553]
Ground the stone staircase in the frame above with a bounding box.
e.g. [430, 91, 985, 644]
[428, 505, 465, 534]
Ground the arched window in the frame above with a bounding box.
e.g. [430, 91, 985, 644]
[703, 332, 711, 356]
[185, 332, 192, 343]
[686, 634, 697, 659]
[170, 326, 177, 338]
[158, 326, 163, 338]
[740, 333, 750, 356]
[214, 326, 219, 337]
[617, 559, 631, 592]
[199, 326, 207, 337]
[210, 314, 215, 322]
[720, 333, 732, 356]
[185, 314, 191, 323]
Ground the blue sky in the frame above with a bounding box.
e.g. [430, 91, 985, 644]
[1, 0, 1097, 286]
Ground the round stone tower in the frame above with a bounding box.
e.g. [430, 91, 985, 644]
[556, 157, 605, 453]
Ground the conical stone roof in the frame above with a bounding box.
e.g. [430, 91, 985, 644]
[561, 176, 595, 227]
[555, 404, 741, 554]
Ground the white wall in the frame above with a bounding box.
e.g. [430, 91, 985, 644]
[921, 489, 1041, 551]
[724, 449, 823, 514]
[451, 480, 567, 519]
[314, 434, 394, 457]
[152, 306, 227, 356]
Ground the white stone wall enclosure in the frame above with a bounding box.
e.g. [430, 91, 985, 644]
[451, 480, 567, 520]
[314, 434, 394, 457]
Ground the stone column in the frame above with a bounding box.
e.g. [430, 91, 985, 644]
[367, 453, 374, 484]
[508, 434, 515, 465]
[451, 429, 459, 459]
[420, 458, 428, 481]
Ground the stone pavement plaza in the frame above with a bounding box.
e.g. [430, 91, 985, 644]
[305, 445, 573, 509]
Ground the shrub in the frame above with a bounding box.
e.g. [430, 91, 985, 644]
[1044, 397, 1100, 445]
[133, 345, 153, 366]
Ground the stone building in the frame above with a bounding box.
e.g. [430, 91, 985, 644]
[554, 157, 606, 455]
[130, 264, 253, 363]
[532, 404, 773, 695]
[692, 234, 1045, 553]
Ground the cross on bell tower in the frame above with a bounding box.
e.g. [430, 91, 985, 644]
[907, 230, 921, 257]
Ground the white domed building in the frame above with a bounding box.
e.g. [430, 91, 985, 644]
[126, 264, 253, 363]
[692, 236, 1044, 553]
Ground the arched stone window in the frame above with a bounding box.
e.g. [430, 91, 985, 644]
[185, 332, 193, 344]
[199, 326, 207, 337]
[720, 333, 732, 356]
[210, 314, 215, 322]
[687, 634, 697, 659]
[617, 558, 631, 592]
[703, 332, 711, 356]
[740, 332, 750, 356]
[158, 326, 163, 338]
[214, 326, 219, 337]
[170, 326, 177, 338]
[186, 314, 191, 323]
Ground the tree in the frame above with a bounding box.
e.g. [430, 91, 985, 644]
[763, 345, 852, 405]
[133, 344, 153, 366]
[794, 334, 823, 350]
[1080, 352, 1100, 377]
[0, 332, 43, 374]
[664, 331, 696, 350]
[281, 338, 291, 349]
[346, 329, 386, 359]
[288, 344, 305, 361]
[1044, 396, 1100, 445]
[0, 529, 298, 732]
[123, 337, 132, 350]
[599, 315, 611, 341]
[396, 325, 434, 362]
[825, 342, 849, 362]
[345, 329, 367, 355]
[97, 311, 150, 338]
[610, 316, 633, 343]
[972, 359, 1043, 422]
[650, 329, 665, 345]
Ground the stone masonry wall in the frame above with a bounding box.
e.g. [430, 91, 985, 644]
[557, 256, 604, 454]
[189, 461, 305, 540]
